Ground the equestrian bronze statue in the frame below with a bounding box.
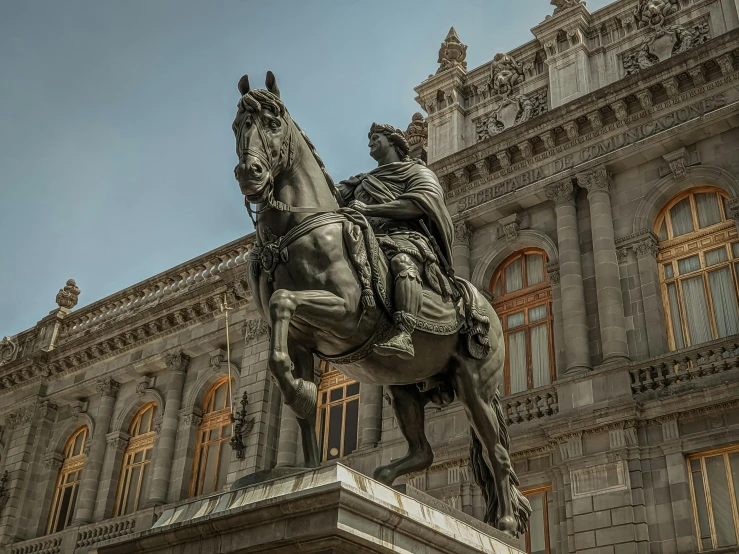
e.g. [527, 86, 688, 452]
[232, 71, 531, 536]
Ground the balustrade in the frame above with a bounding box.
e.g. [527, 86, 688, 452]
[629, 337, 739, 395]
[503, 386, 559, 425]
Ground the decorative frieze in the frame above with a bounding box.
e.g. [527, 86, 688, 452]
[474, 88, 548, 141]
[571, 461, 630, 498]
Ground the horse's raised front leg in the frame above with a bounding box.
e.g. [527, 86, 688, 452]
[373, 384, 433, 486]
[288, 342, 320, 468]
[268, 288, 347, 419]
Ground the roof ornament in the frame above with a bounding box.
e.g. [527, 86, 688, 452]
[437, 27, 467, 74]
[55, 279, 80, 310]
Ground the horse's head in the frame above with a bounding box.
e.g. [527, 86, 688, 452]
[232, 72, 294, 202]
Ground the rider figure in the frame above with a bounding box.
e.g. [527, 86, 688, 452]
[338, 123, 455, 360]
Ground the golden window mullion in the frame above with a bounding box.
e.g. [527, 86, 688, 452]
[723, 452, 739, 545]
[339, 398, 347, 458]
[675, 277, 693, 348]
[689, 193, 700, 235]
[525, 324, 534, 390]
[701, 271, 720, 341]
[701, 456, 719, 549]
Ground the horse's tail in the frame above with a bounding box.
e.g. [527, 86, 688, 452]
[469, 389, 532, 534]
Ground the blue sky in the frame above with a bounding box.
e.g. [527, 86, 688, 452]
[0, 0, 612, 335]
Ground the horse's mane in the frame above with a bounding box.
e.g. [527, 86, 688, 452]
[236, 89, 339, 202]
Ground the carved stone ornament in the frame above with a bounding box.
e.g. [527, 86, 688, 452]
[97, 379, 120, 399]
[577, 167, 612, 194]
[405, 113, 427, 149]
[487, 53, 525, 97]
[622, 19, 710, 75]
[0, 471, 8, 509]
[244, 318, 269, 342]
[663, 148, 689, 180]
[0, 336, 18, 366]
[551, 0, 584, 16]
[437, 27, 467, 74]
[499, 214, 521, 243]
[454, 222, 472, 247]
[634, 0, 679, 30]
[616, 248, 629, 265]
[7, 404, 36, 429]
[43, 452, 64, 470]
[55, 279, 81, 310]
[545, 181, 575, 205]
[633, 237, 659, 258]
[165, 351, 191, 374]
[475, 88, 548, 142]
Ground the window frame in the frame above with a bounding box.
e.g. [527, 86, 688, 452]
[655, 187, 739, 350]
[687, 445, 739, 551]
[490, 249, 555, 395]
[47, 426, 88, 534]
[316, 362, 361, 462]
[520, 485, 552, 554]
[113, 402, 158, 516]
[189, 376, 234, 498]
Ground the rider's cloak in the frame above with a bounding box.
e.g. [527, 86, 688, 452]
[342, 161, 455, 266]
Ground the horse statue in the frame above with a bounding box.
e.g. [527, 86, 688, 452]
[232, 71, 531, 536]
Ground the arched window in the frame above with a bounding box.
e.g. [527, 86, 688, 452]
[114, 403, 157, 515]
[316, 362, 360, 462]
[47, 426, 87, 534]
[656, 187, 739, 350]
[490, 249, 554, 395]
[190, 377, 233, 497]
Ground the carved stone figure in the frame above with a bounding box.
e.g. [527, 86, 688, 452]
[232, 72, 531, 535]
[55, 279, 80, 309]
[551, 0, 584, 15]
[488, 53, 525, 97]
[437, 27, 467, 74]
[475, 88, 549, 142]
[0, 336, 18, 366]
[634, 0, 679, 30]
[622, 20, 710, 74]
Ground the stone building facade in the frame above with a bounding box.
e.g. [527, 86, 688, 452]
[2, 0, 739, 553]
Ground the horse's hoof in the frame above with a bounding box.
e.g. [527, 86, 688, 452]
[497, 515, 518, 536]
[373, 466, 396, 486]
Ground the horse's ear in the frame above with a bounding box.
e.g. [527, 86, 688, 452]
[265, 71, 280, 97]
[237, 74, 250, 96]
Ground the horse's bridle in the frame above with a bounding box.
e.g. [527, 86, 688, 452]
[239, 105, 333, 227]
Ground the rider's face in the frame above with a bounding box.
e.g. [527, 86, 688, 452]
[368, 132, 392, 161]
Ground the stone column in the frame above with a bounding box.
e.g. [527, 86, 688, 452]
[275, 405, 300, 468]
[545, 180, 591, 374]
[452, 221, 472, 280]
[578, 168, 630, 364]
[358, 384, 383, 449]
[546, 261, 567, 377]
[147, 352, 190, 506]
[633, 234, 669, 356]
[74, 379, 119, 524]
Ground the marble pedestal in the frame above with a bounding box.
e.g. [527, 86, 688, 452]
[92, 463, 523, 554]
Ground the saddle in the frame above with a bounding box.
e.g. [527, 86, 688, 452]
[339, 210, 491, 362]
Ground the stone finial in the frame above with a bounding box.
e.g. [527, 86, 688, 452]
[55, 279, 80, 310]
[488, 53, 524, 97]
[550, 0, 584, 16]
[406, 113, 427, 148]
[437, 27, 467, 74]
